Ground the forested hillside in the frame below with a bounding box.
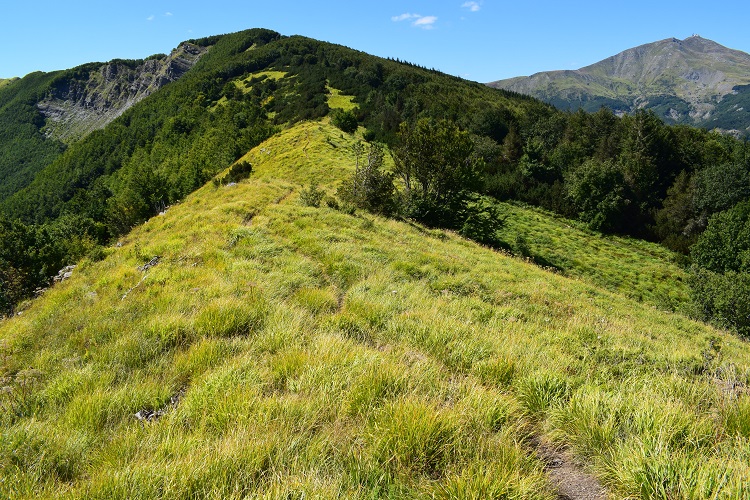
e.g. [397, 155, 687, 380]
[0, 42, 206, 204]
[0, 72, 66, 202]
[1, 27, 749, 337]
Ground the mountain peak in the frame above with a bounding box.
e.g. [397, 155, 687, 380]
[488, 36, 750, 135]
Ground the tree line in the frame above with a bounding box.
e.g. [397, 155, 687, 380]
[0, 29, 748, 335]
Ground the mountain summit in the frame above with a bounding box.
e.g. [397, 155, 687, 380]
[488, 36, 750, 135]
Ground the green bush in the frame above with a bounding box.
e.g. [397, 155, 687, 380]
[459, 200, 505, 247]
[689, 268, 750, 337]
[691, 201, 750, 274]
[393, 119, 483, 228]
[565, 158, 630, 232]
[299, 184, 325, 208]
[332, 109, 358, 134]
[337, 142, 395, 215]
[216, 161, 253, 186]
[690, 201, 750, 336]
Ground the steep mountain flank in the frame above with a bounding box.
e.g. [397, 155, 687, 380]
[489, 36, 750, 135]
[0, 44, 207, 204]
[37, 42, 207, 143]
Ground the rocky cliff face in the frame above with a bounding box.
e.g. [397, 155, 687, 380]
[489, 36, 750, 135]
[37, 43, 207, 143]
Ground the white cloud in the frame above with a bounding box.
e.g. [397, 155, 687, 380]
[165, 12, 173, 17]
[146, 14, 155, 21]
[392, 13, 419, 22]
[392, 13, 438, 29]
[413, 16, 438, 29]
[462, 1, 481, 12]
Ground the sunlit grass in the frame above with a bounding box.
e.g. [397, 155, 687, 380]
[234, 70, 290, 94]
[327, 84, 357, 111]
[1, 120, 749, 498]
[0, 78, 16, 90]
[496, 201, 690, 311]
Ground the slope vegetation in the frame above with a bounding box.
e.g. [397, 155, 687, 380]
[0, 72, 66, 202]
[1, 121, 748, 499]
[37, 43, 207, 144]
[0, 78, 17, 89]
[6, 27, 749, 325]
[0, 43, 206, 204]
[2, 28, 546, 225]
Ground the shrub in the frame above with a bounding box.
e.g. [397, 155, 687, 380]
[459, 200, 505, 247]
[214, 161, 253, 186]
[690, 201, 750, 274]
[689, 268, 750, 337]
[565, 158, 630, 232]
[332, 109, 358, 134]
[362, 129, 377, 142]
[392, 119, 482, 228]
[337, 142, 396, 215]
[299, 184, 325, 208]
[690, 201, 750, 336]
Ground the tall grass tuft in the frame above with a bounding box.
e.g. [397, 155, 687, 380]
[193, 293, 268, 338]
[722, 395, 750, 439]
[515, 372, 571, 418]
[366, 398, 462, 479]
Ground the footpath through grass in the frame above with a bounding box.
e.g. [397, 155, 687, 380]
[1, 121, 748, 498]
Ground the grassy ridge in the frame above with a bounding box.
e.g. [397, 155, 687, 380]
[1, 121, 749, 498]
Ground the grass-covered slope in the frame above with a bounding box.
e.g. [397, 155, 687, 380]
[1, 121, 749, 498]
[495, 202, 690, 311]
[0, 78, 18, 89]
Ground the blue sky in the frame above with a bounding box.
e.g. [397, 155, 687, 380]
[2, 1, 749, 82]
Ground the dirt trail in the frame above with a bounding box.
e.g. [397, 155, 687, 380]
[536, 439, 608, 500]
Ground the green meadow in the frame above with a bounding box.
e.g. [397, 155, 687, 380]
[1, 121, 748, 498]
[495, 201, 690, 311]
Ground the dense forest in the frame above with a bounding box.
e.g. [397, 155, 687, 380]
[1, 28, 749, 336]
[0, 71, 66, 202]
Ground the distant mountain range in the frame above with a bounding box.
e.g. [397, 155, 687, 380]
[488, 36, 750, 135]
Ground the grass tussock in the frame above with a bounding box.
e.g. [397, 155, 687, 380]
[1, 120, 749, 498]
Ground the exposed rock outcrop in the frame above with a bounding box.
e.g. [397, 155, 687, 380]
[37, 43, 207, 143]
